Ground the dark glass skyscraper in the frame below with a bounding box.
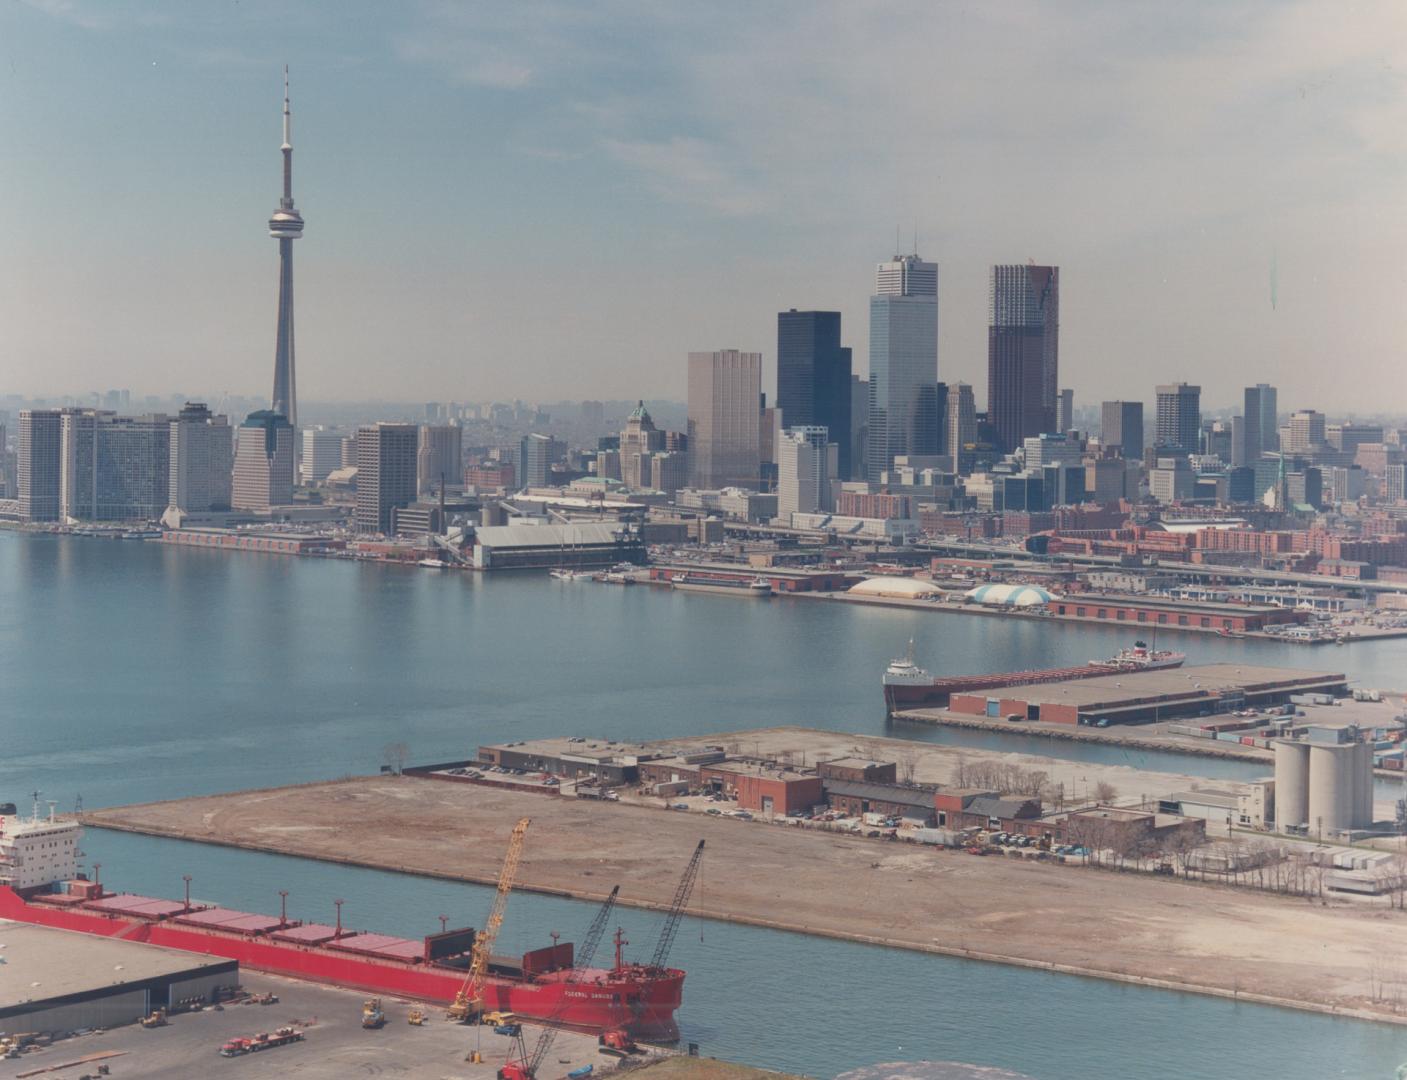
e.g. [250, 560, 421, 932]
[987, 264, 1058, 452]
[776, 310, 853, 478]
[1243, 383, 1278, 462]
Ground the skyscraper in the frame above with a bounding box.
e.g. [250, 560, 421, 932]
[1285, 410, 1327, 455]
[268, 68, 304, 429]
[620, 402, 665, 490]
[987, 264, 1058, 452]
[17, 410, 62, 522]
[169, 403, 233, 513]
[1155, 383, 1201, 457]
[232, 410, 295, 510]
[867, 254, 938, 482]
[355, 423, 418, 533]
[301, 428, 344, 485]
[1057, 389, 1074, 434]
[60, 411, 171, 522]
[1243, 383, 1278, 462]
[945, 382, 977, 474]
[1100, 401, 1144, 459]
[518, 433, 565, 488]
[776, 426, 832, 521]
[687, 350, 762, 489]
[777, 310, 853, 478]
[417, 424, 463, 494]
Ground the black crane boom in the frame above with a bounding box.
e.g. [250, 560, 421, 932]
[648, 840, 704, 972]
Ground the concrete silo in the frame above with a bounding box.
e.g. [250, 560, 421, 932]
[1274, 740, 1310, 830]
[1308, 743, 1357, 836]
[1353, 741, 1374, 828]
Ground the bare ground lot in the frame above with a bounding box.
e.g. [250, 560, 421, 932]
[85, 765, 1407, 1025]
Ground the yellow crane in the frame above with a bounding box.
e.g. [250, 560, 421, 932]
[447, 817, 530, 1023]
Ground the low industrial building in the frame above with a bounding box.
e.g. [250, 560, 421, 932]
[159, 528, 346, 555]
[477, 738, 659, 785]
[822, 780, 938, 825]
[0, 922, 238, 1036]
[697, 762, 823, 816]
[649, 562, 852, 593]
[940, 791, 1043, 832]
[1062, 806, 1207, 850]
[1048, 593, 1306, 633]
[469, 523, 646, 570]
[816, 758, 898, 784]
[947, 664, 1348, 726]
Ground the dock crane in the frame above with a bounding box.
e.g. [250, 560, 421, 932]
[496, 885, 621, 1080]
[647, 840, 704, 973]
[447, 817, 531, 1023]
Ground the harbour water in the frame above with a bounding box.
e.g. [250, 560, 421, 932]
[4, 532, 1407, 1076]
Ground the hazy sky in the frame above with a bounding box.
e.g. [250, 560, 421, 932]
[2, 1, 1404, 412]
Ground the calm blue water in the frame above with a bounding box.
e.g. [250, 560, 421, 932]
[4, 532, 1407, 1077]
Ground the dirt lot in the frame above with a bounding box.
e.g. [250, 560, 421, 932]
[85, 770, 1407, 1025]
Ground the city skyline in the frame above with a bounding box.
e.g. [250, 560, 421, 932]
[2, 3, 1404, 412]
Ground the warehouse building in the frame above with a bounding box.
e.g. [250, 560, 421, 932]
[470, 522, 645, 570]
[0, 922, 238, 1036]
[477, 738, 659, 785]
[697, 762, 823, 816]
[816, 758, 898, 784]
[822, 780, 937, 825]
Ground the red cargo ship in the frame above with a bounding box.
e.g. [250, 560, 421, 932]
[0, 880, 683, 1040]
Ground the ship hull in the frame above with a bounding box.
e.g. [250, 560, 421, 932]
[0, 886, 681, 1040]
[671, 582, 771, 598]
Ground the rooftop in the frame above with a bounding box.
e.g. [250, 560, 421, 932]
[704, 761, 815, 782]
[972, 664, 1342, 711]
[474, 523, 636, 548]
[0, 920, 233, 1010]
[484, 737, 657, 763]
[822, 778, 937, 808]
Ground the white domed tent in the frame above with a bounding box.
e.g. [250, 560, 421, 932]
[848, 576, 943, 599]
[964, 583, 1056, 607]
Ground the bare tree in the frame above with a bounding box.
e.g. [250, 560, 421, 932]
[382, 741, 410, 775]
[897, 747, 922, 786]
[1093, 781, 1118, 804]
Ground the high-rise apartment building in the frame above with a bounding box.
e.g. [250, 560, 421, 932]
[687, 350, 762, 489]
[987, 264, 1058, 452]
[60, 411, 171, 522]
[1285, 410, 1327, 455]
[867, 253, 938, 482]
[1243, 384, 1278, 461]
[1155, 383, 1201, 457]
[354, 422, 418, 533]
[417, 424, 462, 494]
[268, 68, 304, 429]
[1100, 401, 1143, 459]
[17, 409, 62, 522]
[620, 402, 666, 490]
[169, 403, 233, 512]
[945, 382, 977, 474]
[777, 426, 832, 521]
[301, 427, 344, 485]
[232, 410, 295, 510]
[777, 310, 853, 478]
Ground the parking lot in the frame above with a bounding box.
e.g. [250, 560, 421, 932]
[1, 972, 615, 1080]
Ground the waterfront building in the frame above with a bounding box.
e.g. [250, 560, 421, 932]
[687, 349, 762, 489]
[232, 410, 295, 510]
[300, 427, 344, 485]
[1100, 401, 1143, 459]
[17, 409, 62, 522]
[268, 68, 304, 429]
[518, 433, 565, 488]
[777, 310, 853, 478]
[169, 403, 233, 513]
[987, 264, 1058, 452]
[417, 424, 462, 494]
[620, 402, 666, 490]
[1056, 389, 1074, 434]
[60, 411, 171, 522]
[355, 422, 418, 534]
[1155, 383, 1201, 457]
[777, 426, 832, 521]
[867, 253, 939, 481]
[1243, 383, 1278, 460]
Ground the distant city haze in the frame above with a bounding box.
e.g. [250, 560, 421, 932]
[2, 2, 1404, 411]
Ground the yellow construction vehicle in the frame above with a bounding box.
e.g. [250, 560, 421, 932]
[140, 1009, 168, 1028]
[407, 1008, 425, 1026]
[446, 818, 530, 1023]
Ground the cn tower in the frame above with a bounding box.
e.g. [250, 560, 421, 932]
[268, 65, 304, 428]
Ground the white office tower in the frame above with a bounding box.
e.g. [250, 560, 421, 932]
[169, 403, 233, 512]
[301, 427, 344, 485]
[687, 350, 762, 489]
[777, 426, 832, 522]
[868, 253, 939, 482]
